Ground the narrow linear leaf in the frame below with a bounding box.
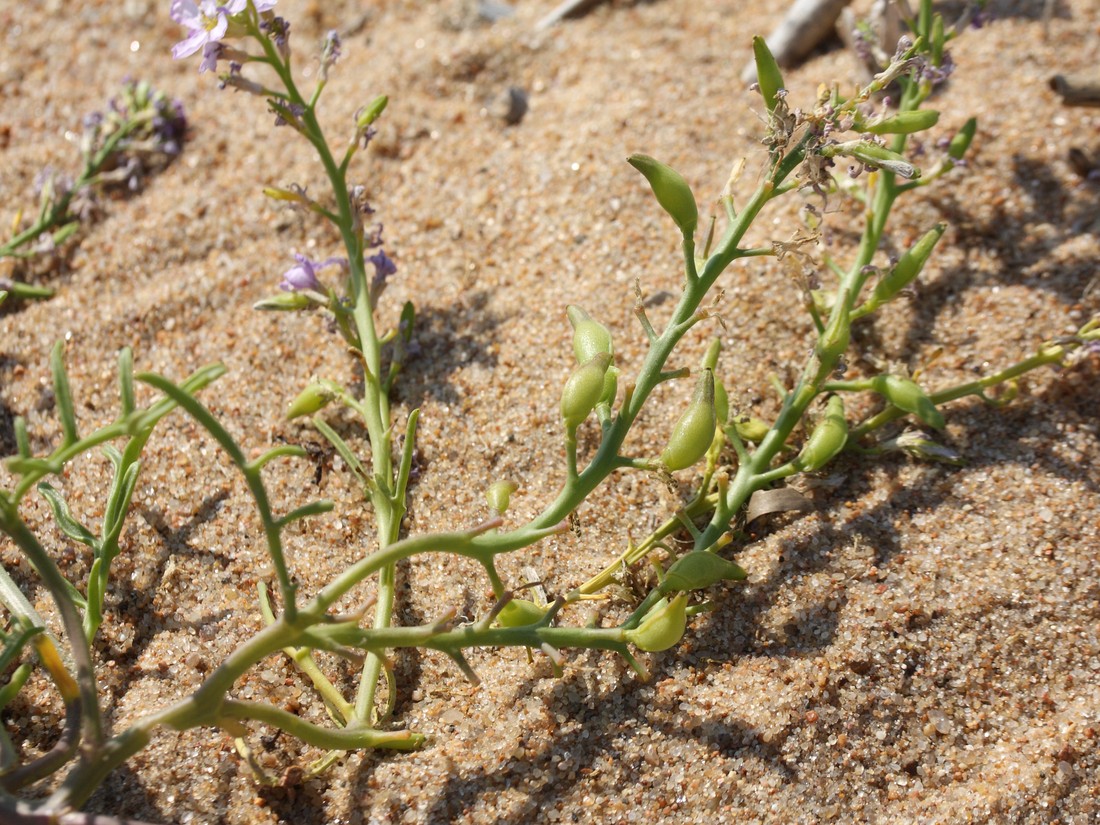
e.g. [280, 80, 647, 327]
[248, 444, 309, 472]
[0, 627, 42, 676]
[311, 417, 370, 485]
[137, 371, 246, 466]
[37, 482, 98, 549]
[13, 417, 31, 459]
[277, 500, 336, 529]
[118, 346, 135, 417]
[102, 460, 141, 543]
[50, 341, 79, 446]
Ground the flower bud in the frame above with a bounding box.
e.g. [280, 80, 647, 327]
[659, 369, 717, 472]
[663, 551, 747, 593]
[871, 374, 944, 430]
[864, 109, 940, 135]
[751, 35, 785, 113]
[823, 141, 920, 180]
[863, 223, 945, 313]
[561, 353, 613, 429]
[567, 305, 613, 364]
[486, 480, 518, 514]
[287, 383, 336, 420]
[497, 598, 546, 627]
[793, 394, 848, 472]
[627, 154, 699, 236]
[625, 593, 688, 652]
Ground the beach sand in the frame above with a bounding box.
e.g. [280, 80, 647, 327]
[1, 0, 1098, 822]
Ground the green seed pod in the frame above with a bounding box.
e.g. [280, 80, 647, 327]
[824, 141, 920, 180]
[733, 416, 770, 444]
[625, 592, 689, 652]
[561, 352, 613, 429]
[355, 95, 388, 132]
[600, 365, 619, 408]
[930, 14, 946, 68]
[864, 109, 940, 136]
[865, 223, 945, 311]
[627, 154, 699, 236]
[497, 598, 546, 628]
[663, 552, 747, 593]
[713, 376, 730, 426]
[659, 369, 717, 472]
[794, 394, 848, 472]
[751, 35, 785, 113]
[286, 383, 336, 420]
[254, 291, 312, 311]
[567, 305, 614, 365]
[486, 480, 518, 514]
[947, 117, 977, 161]
[816, 289, 851, 367]
[872, 374, 945, 429]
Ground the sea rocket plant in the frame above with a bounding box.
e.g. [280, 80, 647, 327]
[0, 1, 1096, 821]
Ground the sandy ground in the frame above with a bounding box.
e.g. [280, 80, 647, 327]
[1, 0, 1099, 822]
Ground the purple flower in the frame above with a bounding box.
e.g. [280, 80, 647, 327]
[320, 29, 341, 80]
[367, 249, 397, 305]
[279, 253, 345, 292]
[171, 1, 278, 61]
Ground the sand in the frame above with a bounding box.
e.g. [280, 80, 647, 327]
[1, 0, 1098, 822]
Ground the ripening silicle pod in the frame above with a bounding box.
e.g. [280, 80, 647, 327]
[751, 35, 785, 114]
[286, 382, 336, 420]
[486, 480, 518, 514]
[864, 109, 940, 136]
[816, 289, 851, 367]
[871, 374, 945, 430]
[866, 223, 945, 311]
[600, 364, 619, 408]
[947, 117, 977, 161]
[733, 415, 771, 444]
[560, 352, 613, 429]
[625, 592, 689, 652]
[793, 394, 848, 472]
[355, 94, 388, 131]
[627, 154, 699, 237]
[663, 551, 747, 593]
[658, 369, 717, 472]
[497, 598, 547, 628]
[567, 305, 614, 365]
[713, 375, 730, 426]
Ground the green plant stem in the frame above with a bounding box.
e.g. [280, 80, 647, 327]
[849, 339, 1078, 441]
[0, 514, 102, 746]
[248, 13, 404, 726]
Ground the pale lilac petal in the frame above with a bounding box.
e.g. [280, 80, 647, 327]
[208, 13, 228, 41]
[172, 29, 209, 59]
[170, 0, 201, 26]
